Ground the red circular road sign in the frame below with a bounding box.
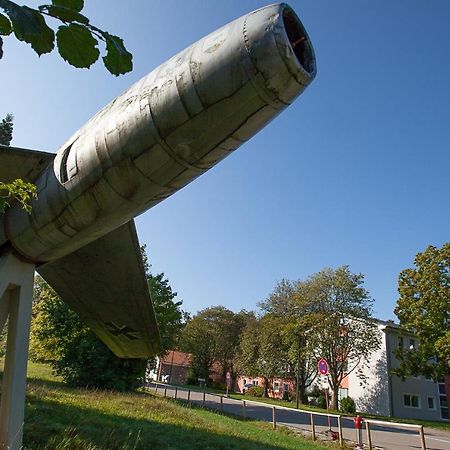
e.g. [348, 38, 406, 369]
[318, 358, 329, 375]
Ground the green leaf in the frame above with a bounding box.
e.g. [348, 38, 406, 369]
[56, 23, 99, 68]
[52, 0, 84, 12]
[42, 5, 89, 24]
[102, 33, 132, 76]
[0, 13, 12, 36]
[4, 4, 54, 55]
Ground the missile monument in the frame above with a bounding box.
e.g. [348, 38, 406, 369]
[0, 3, 316, 448]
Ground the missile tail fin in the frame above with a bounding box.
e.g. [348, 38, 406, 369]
[37, 220, 162, 358]
[0, 145, 54, 183]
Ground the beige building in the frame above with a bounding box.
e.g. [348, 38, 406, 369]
[345, 320, 449, 422]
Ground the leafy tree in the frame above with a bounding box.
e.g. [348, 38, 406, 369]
[141, 245, 189, 355]
[236, 314, 291, 397]
[0, 178, 37, 213]
[0, 113, 13, 145]
[394, 243, 450, 380]
[0, 0, 132, 75]
[29, 276, 146, 390]
[259, 279, 318, 404]
[30, 250, 187, 389]
[181, 306, 248, 382]
[301, 266, 381, 410]
[0, 115, 38, 213]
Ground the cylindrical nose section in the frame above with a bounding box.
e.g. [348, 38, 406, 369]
[244, 3, 316, 105]
[3, 3, 317, 263]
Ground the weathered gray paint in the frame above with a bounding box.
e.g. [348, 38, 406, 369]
[38, 220, 161, 357]
[0, 3, 316, 359]
[3, 3, 315, 263]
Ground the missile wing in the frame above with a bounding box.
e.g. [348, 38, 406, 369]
[0, 3, 316, 358]
[37, 220, 160, 357]
[0, 145, 54, 183]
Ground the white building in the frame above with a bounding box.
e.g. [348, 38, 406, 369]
[345, 320, 449, 421]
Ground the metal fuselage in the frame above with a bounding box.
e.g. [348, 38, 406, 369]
[3, 3, 316, 263]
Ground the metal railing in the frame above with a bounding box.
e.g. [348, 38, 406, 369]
[363, 418, 426, 450]
[148, 382, 430, 450]
[148, 382, 345, 446]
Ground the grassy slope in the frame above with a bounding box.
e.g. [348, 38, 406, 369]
[23, 363, 330, 450]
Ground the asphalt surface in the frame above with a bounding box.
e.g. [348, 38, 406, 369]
[147, 383, 450, 450]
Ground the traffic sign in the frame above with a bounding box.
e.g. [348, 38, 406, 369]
[320, 375, 329, 388]
[318, 358, 329, 375]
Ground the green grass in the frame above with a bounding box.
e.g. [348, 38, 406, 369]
[229, 392, 450, 432]
[229, 393, 338, 414]
[20, 362, 331, 449]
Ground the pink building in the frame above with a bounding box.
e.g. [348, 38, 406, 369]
[236, 375, 296, 399]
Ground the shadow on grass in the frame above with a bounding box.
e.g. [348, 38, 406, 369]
[24, 396, 295, 450]
[21, 377, 322, 450]
[26, 375, 67, 390]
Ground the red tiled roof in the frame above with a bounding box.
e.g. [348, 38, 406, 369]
[160, 350, 192, 367]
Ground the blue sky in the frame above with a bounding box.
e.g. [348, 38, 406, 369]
[2, 0, 449, 320]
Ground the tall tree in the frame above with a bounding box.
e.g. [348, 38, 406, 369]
[236, 314, 291, 397]
[0, 0, 132, 75]
[30, 276, 147, 390]
[181, 306, 247, 382]
[394, 243, 450, 380]
[30, 250, 187, 389]
[141, 246, 189, 355]
[0, 113, 13, 145]
[259, 279, 318, 404]
[302, 266, 381, 410]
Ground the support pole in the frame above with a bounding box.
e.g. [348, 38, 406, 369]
[366, 421, 372, 450]
[310, 413, 316, 441]
[0, 252, 35, 450]
[338, 416, 343, 447]
[419, 425, 426, 450]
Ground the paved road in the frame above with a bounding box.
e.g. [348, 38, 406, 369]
[148, 383, 450, 450]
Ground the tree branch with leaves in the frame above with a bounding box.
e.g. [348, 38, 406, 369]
[0, 0, 132, 75]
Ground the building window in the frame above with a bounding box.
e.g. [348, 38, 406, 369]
[427, 397, 436, 410]
[283, 383, 289, 392]
[252, 379, 258, 386]
[398, 336, 404, 348]
[409, 339, 417, 350]
[273, 382, 280, 392]
[243, 379, 247, 385]
[438, 380, 448, 420]
[404, 394, 420, 408]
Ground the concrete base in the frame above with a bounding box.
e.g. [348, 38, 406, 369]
[0, 252, 35, 450]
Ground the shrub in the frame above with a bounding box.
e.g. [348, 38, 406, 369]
[282, 390, 294, 402]
[340, 396, 356, 414]
[246, 386, 264, 397]
[213, 381, 227, 390]
[317, 394, 327, 409]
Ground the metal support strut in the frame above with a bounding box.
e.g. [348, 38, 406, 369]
[0, 251, 35, 450]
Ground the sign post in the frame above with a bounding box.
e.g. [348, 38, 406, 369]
[226, 371, 231, 397]
[317, 358, 332, 432]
